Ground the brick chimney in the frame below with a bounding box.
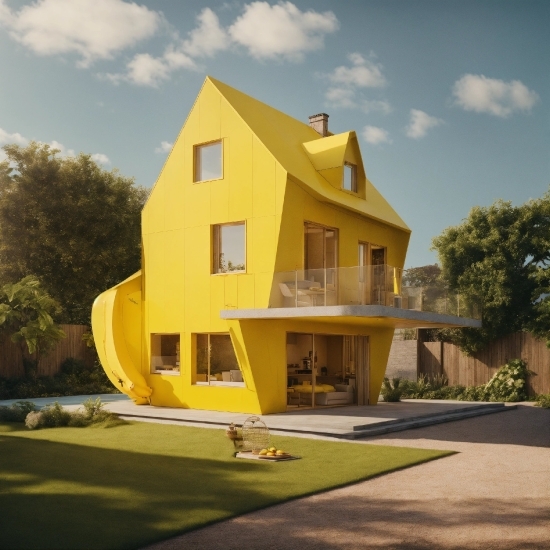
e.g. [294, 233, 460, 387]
[309, 113, 329, 137]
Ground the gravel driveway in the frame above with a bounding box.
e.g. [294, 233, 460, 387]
[144, 404, 550, 550]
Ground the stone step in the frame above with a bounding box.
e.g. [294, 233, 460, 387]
[340, 404, 516, 439]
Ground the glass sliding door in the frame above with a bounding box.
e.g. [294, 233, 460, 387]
[304, 222, 338, 304]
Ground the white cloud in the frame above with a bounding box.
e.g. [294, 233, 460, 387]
[452, 74, 539, 117]
[155, 141, 173, 154]
[0, 0, 161, 67]
[329, 52, 386, 88]
[182, 8, 229, 58]
[362, 125, 392, 145]
[229, 1, 338, 61]
[324, 52, 389, 113]
[325, 87, 356, 109]
[91, 153, 111, 165]
[406, 109, 444, 139]
[49, 139, 75, 157]
[361, 99, 392, 114]
[106, 47, 197, 87]
[0, 127, 29, 146]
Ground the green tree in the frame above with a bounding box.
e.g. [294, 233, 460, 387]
[432, 188, 550, 354]
[403, 264, 442, 287]
[0, 142, 148, 324]
[0, 276, 65, 369]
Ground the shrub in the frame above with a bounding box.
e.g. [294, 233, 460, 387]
[401, 359, 531, 402]
[381, 377, 403, 402]
[40, 402, 72, 428]
[0, 359, 119, 400]
[484, 359, 529, 402]
[23, 398, 125, 430]
[59, 357, 88, 375]
[0, 400, 37, 422]
[534, 394, 550, 408]
[25, 411, 45, 429]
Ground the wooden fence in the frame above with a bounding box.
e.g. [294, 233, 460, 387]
[418, 332, 550, 396]
[0, 325, 94, 378]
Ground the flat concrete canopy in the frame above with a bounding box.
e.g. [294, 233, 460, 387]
[221, 305, 482, 329]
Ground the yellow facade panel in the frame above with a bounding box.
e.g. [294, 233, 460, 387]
[184, 181, 210, 228]
[228, 132, 253, 221]
[209, 275, 226, 331]
[251, 215, 276, 275]
[209, 178, 229, 223]
[198, 80, 221, 143]
[146, 173, 165, 234]
[252, 137, 276, 218]
[237, 274, 255, 309]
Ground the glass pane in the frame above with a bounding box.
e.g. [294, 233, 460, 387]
[196, 334, 209, 381]
[219, 223, 245, 272]
[305, 223, 324, 270]
[325, 229, 337, 270]
[210, 334, 241, 382]
[196, 142, 222, 181]
[343, 164, 353, 190]
[150, 334, 180, 373]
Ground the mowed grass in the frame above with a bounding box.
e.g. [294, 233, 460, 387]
[0, 421, 453, 550]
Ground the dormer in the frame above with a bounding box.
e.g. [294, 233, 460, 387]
[302, 131, 367, 199]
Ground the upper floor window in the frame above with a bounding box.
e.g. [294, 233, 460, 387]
[343, 162, 357, 193]
[213, 222, 246, 274]
[194, 141, 222, 182]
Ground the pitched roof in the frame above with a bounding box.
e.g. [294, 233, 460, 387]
[208, 76, 410, 232]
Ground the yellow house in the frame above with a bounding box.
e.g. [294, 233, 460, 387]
[92, 76, 480, 414]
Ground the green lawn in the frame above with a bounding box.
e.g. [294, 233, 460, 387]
[0, 421, 453, 550]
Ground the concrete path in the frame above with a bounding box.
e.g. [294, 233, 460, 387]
[0, 394, 515, 439]
[144, 404, 550, 550]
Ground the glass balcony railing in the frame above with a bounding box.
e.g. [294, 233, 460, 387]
[269, 266, 481, 320]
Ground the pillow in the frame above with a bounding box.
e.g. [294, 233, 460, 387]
[321, 384, 336, 392]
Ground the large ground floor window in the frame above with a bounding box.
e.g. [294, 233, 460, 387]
[286, 332, 369, 409]
[194, 333, 244, 386]
[150, 333, 180, 375]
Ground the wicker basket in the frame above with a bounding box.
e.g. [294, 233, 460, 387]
[241, 416, 270, 453]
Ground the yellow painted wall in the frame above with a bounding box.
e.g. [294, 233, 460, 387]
[98, 76, 412, 413]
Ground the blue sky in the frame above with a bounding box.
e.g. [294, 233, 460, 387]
[1, 0, 548, 267]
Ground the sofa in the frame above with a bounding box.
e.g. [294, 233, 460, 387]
[314, 384, 354, 406]
[290, 382, 354, 406]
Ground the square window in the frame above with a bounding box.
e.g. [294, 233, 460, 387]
[194, 333, 244, 386]
[194, 141, 222, 182]
[343, 163, 357, 193]
[151, 334, 180, 375]
[213, 222, 245, 273]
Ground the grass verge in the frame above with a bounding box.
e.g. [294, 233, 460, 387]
[0, 421, 453, 550]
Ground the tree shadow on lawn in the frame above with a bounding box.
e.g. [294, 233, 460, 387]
[0, 434, 289, 550]
[0, 425, 451, 550]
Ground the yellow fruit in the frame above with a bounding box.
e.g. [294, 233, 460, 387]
[268, 446, 276, 452]
[259, 449, 268, 455]
[276, 450, 286, 456]
[266, 451, 276, 456]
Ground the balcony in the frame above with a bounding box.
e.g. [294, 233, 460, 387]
[268, 266, 481, 320]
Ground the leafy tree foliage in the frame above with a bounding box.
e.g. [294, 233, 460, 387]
[0, 276, 65, 363]
[0, 142, 148, 324]
[403, 264, 442, 287]
[432, 189, 550, 354]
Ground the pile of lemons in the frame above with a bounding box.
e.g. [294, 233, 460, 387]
[258, 446, 288, 457]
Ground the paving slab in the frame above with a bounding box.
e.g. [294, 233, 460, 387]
[0, 394, 514, 438]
